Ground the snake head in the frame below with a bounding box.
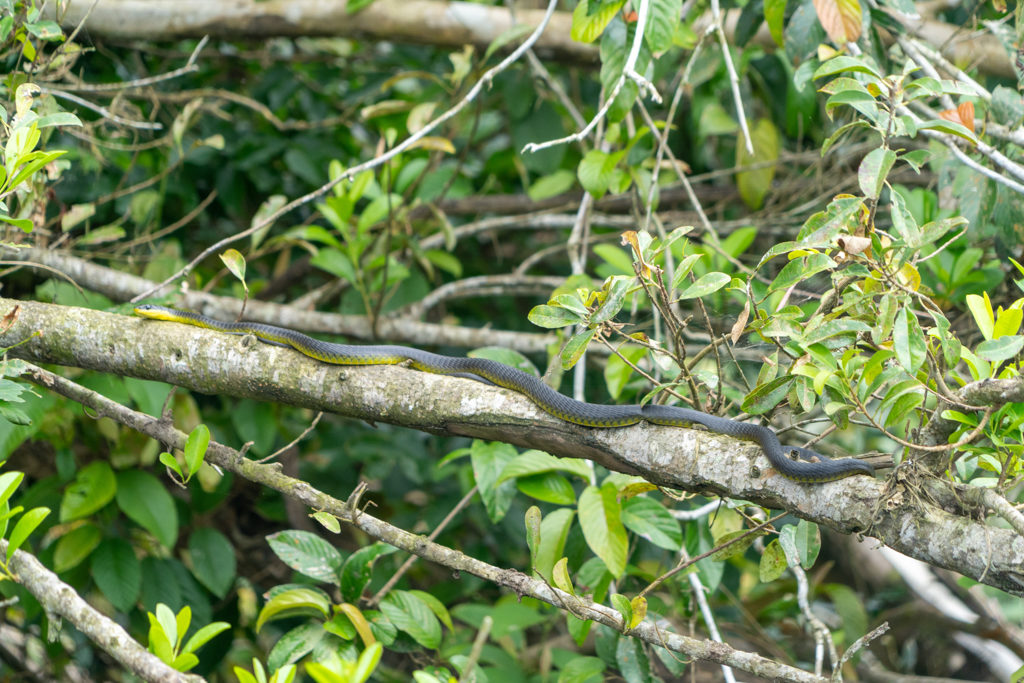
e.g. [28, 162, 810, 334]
[133, 304, 177, 321]
[788, 446, 827, 463]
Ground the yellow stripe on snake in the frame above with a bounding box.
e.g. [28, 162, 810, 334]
[134, 304, 875, 483]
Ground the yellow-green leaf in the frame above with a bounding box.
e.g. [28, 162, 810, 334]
[736, 119, 780, 209]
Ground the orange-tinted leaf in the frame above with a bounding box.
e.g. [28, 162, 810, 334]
[958, 101, 975, 129]
[939, 102, 974, 130]
[813, 0, 862, 44]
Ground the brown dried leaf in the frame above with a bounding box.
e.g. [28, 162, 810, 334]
[730, 299, 751, 344]
[1, 305, 21, 334]
[838, 234, 872, 256]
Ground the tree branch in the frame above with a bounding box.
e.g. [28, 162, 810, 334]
[2, 298, 1023, 595]
[0, 539, 201, 683]
[18, 362, 832, 683]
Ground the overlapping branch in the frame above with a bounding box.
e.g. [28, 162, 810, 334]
[18, 361, 832, 683]
[0, 537, 201, 683]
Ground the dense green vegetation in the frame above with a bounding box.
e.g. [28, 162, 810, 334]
[0, 0, 1023, 681]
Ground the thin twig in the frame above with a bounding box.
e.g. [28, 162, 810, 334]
[367, 485, 479, 607]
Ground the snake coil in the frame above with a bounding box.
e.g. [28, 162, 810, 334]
[134, 304, 875, 483]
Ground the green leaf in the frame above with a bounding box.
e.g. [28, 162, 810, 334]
[115, 470, 178, 548]
[765, 0, 787, 45]
[993, 307, 1022, 339]
[149, 612, 175, 663]
[310, 248, 357, 285]
[423, 249, 462, 278]
[54, 523, 102, 572]
[534, 508, 575, 582]
[312, 511, 341, 533]
[812, 55, 882, 80]
[823, 583, 868, 644]
[710, 529, 763, 561]
[769, 252, 835, 294]
[571, 0, 627, 42]
[621, 497, 682, 551]
[0, 404, 31, 426]
[965, 294, 994, 341]
[616, 635, 652, 680]
[668, 253, 705, 292]
[233, 666, 259, 683]
[736, 118, 780, 209]
[893, 307, 926, 374]
[256, 587, 331, 632]
[32, 111, 80, 129]
[171, 652, 199, 672]
[593, 242, 636, 276]
[552, 556, 575, 595]
[610, 593, 632, 625]
[0, 212, 36, 232]
[340, 543, 396, 604]
[759, 539, 787, 582]
[174, 605, 192, 648]
[219, 249, 247, 288]
[7, 150, 66, 194]
[6, 506, 49, 560]
[558, 655, 606, 683]
[604, 345, 646, 400]
[577, 149, 624, 199]
[825, 89, 880, 120]
[184, 423, 210, 481]
[857, 147, 896, 200]
[60, 202, 96, 231]
[789, 520, 821, 569]
[266, 530, 345, 585]
[189, 527, 236, 598]
[158, 452, 184, 481]
[646, 0, 682, 52]
[408, 589, 454, 631]
[917, 118, 978, 143]
[674, 272, 730, 301]
[92, 537, 142, 612]
[561, 328, 597, 370]
[471, 440, 518, 523]
[380, 591, 442, 649]
[742, 375, 796, 415]
[528, 304, 583, 329]
[0, 471, 24, 507]
[525, 506, 542, 568]
[578, 483, 628, 577]
[517, 472, 577, 505]
[60, 461, 116, 522]
[591, 275, 631, 324]
[183, 621, 231, 655]
[269, 623, 324, 672]
[352, 641, 383, 683]
[976, 336, 1024, 363]
[527, 169, 576, 201]
[498, 449, 593, 483]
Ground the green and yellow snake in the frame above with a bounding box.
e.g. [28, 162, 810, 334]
[134, 304, 875, 483]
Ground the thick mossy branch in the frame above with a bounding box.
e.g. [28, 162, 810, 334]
[2, 298, 1023, 594]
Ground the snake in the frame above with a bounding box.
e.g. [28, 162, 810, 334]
[134, 304, 875, 483]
